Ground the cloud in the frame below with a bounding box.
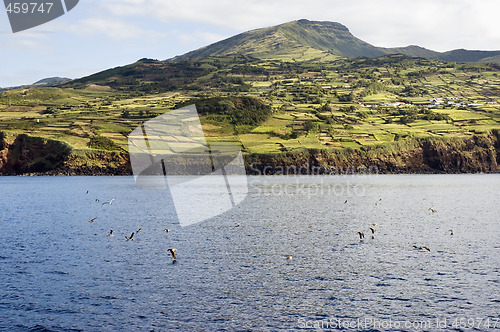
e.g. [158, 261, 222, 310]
[64, 17, 164, 41]
[7, 38, 49, 52]
[172, 30, 228, 47]
[96, 0, 297, 30]
[3, 30, 52, 53]
[91, 0, 500, 51]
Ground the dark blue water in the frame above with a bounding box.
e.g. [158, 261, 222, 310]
[0, 175, 499, 331]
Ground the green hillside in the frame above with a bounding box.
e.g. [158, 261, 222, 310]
[1, 55, 499, 156]
[173, 19, 500, 63]
[174, 19, 383, 61]
[1, 20, 500, 174]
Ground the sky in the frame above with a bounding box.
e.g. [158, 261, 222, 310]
[1, 0, 499, 87]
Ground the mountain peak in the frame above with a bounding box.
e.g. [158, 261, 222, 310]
[170, 20, 500, 64]
[295, 19, 349, 31]
[172, 19, 384, 61]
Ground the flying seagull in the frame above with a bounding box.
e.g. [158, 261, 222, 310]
[286, 255, 293, 260]
[429, 208, 437, 213]
[358, 231, 365, 240]
[102, 198, 115, 205]
[163, 228, 169, 232]
[125, 232, 135, 241]
[369, 227, 375, 239]
[413, 245, 430, 251]
[167, 248, 177, 260]
[136, 228, 142, 233]
[87, 217, 98, 223]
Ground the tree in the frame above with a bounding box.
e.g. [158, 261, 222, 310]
[338, 93, 354, 102]
[319, 102, 332, 112]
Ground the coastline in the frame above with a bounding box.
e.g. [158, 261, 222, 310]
[1, 131, 499, 176]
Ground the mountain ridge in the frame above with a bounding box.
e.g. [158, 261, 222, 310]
[0, 77, 71, 93]
[171, 19, 385, 61]
[171, 19, 500, 64]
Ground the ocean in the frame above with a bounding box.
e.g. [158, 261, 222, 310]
[0, 175, 499, 331]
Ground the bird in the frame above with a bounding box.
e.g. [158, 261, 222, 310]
[102, 198, 115, 205]
[286, 255, 293, 260]
[449, 229, 454, 235]
[369, 227, 375, 239]
[235, 223, 240, 227]
[125, 232, 135, 241]
[108, 229, 114, 236]
[413, 245, 430, 251]
[86, 191, 88, 195]
[429, 208, 437, 213]
[344, 199, 348, 204]
[163, 228, 169, 232]
[136, 228, 142, 233]
[167, 248, 177, 260]
[87, 217, 98, 223]
[358, 231, 365, 240]
[95, 198, 99, 203]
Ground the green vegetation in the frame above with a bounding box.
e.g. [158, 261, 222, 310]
[174, 19, 500, 64]
[180, 96, 271, 126]
[88, 135, 123, 151]
[1, 54, 499, 158]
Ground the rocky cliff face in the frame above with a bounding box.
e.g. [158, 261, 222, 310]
[0, 134, 72, 175]
[0, 133, 130, 175]
[245, 132, 500, 175]
[1, 132, 499, 176]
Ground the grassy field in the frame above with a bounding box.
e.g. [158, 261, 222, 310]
[1, 55, 499, 155]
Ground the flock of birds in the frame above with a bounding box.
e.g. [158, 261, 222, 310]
[86, 191, 453, 263]
[283, 202, 452, 260]
[357, 226, 377, 240]
[85, 191, 178, 263]
[353, 205, 454, 253]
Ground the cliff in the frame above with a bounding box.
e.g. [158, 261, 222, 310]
[0, 133, 72, 175]
[245, 131, 500, 175]
[0, 132, 130, 175]
[1, 131, 499, 176]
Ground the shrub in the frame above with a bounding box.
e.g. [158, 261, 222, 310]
[89, 135, 122, 151]
[178, 96, 271, 126]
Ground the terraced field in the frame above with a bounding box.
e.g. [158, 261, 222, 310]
[1, 55, 499, 155]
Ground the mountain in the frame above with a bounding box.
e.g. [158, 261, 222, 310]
[2, 20, 500, 176]
[174, 19, 385, 61]
[0, 76, 71, 92]
[379, 45, 441, 60]
[439, 49, 500, 63]
[172, 19, 500, 64]
[33, 77, 72, 86]
[62, 19, 500, 91]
